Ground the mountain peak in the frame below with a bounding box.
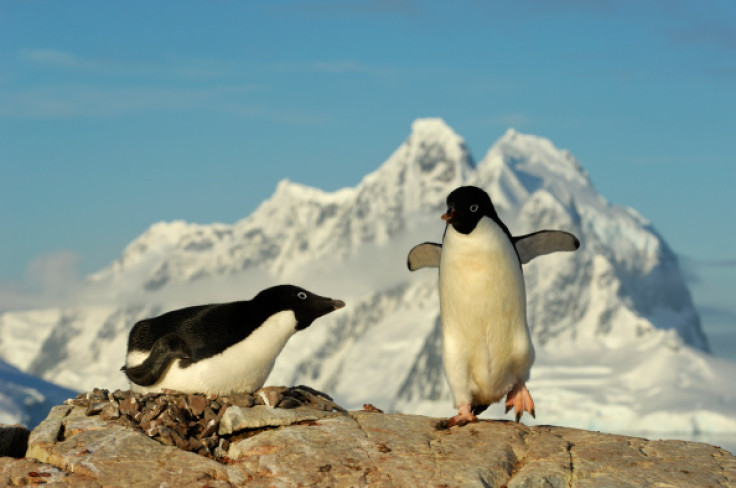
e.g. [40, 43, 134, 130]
[478, 129, 591, 206]
[406, 117, 474, 170]
[272, 179, 355, 204]
[410, 117, 457, 138]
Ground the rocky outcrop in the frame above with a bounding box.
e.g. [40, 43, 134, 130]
[2, 387, 735, 487]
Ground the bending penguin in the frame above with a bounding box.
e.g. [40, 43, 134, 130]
[122, 285, 345, 395]
[407, 186, 580, 427]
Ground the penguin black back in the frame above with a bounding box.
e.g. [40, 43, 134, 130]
[123, 285, 345, 391]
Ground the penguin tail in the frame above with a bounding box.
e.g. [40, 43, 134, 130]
[122, 333, 192, 387]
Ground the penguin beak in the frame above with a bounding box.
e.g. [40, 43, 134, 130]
[330, 299, 346, 310]
[441, 208, 455, 223]
[296, 295, 346, 331]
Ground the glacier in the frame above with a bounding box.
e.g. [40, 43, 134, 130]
[1, 118, 734, 451]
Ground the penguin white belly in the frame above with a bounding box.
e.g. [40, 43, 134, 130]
[127, 311, 298, 395]
[439, 218, 534, 408]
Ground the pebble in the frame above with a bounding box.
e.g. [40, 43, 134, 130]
[73, 385, 341, 461]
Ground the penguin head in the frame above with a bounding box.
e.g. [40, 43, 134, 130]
[254, 285, 346, 330]
[442, 186, 496, 234]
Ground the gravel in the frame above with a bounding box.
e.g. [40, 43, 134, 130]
[65, 385, 344, 461]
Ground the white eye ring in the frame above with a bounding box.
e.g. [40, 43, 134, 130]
[297, 292, 308, 300]
[469, 204, 479, 213]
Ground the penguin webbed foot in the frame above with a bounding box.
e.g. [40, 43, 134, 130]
[504, 382, 536, 423]
[438, 403, 478, 429]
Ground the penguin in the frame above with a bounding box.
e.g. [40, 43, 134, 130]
[407, 186, 579, 426]
[122, 285, 345, 395]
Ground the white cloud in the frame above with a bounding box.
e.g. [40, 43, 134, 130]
[0, 251, 83, 312]
[25, 251, 81, 294]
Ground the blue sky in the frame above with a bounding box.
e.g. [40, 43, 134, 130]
[0, 1, 734, 349]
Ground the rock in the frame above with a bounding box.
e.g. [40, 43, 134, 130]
[118, 396, 139, 417]
[4, 387, 735, 487]
[362, 403, 384, 413]
[187, 394, 207, 416]
[218, 405, 342, 435]
[0, 457, 98, 487]
[99, 403, 120, 421]
[253, 385, 286, 407]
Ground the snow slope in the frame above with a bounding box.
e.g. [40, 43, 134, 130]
[1, 118, 731, 448]
[0, 359, 76, 428]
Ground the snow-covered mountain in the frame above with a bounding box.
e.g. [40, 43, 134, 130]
[0, 358, 76, 428]
[1, 118, 733, 444]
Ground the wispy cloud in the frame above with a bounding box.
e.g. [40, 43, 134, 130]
[283, 0, 419, 17]
[19, 48, 155, 77]
[312, 60, 387, 75]
[17, 48, 243, 80]
[0, 84, 331, 125]
[269, 59, 397, 78]
[219, 104, 333, 126]
[678, 255, 701, 285]
[18, 48, 86, 68]
[698, 304, 736, 322]
[18, 48, 397, 81]
[6, 48, 367, 121]
[698, 259, 736, 268]
[0, 84, 259, 118]
[680, 255, 736, 287]
[26, 251, 81, 296]
[0, 251, 83, 312]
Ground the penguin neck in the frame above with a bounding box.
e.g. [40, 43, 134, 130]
[484, 212, 513, 242]
[446, 217, 505, 245]
[246, 299, 300, 332]
[444, 217, 522, 267]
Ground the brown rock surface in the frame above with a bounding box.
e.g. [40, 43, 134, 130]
[2, 387, 734, 487]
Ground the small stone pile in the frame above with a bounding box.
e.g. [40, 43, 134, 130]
[64, 385, 344, 461]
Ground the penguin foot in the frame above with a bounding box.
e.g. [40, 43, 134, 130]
[504, 382, 535, 422]
[445, 403, 478, 428]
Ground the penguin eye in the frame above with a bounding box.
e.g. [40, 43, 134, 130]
[469, 204, 479, 213]
[297, 292, 308, 300]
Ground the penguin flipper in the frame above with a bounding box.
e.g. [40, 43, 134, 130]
[407, 242, 442, 271]
[122, 333, 192, 387]
[513, 230, 580, 264]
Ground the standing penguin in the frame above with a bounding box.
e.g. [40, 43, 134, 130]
[122, 285, 345, 396]
[407, 186, 579, 426]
